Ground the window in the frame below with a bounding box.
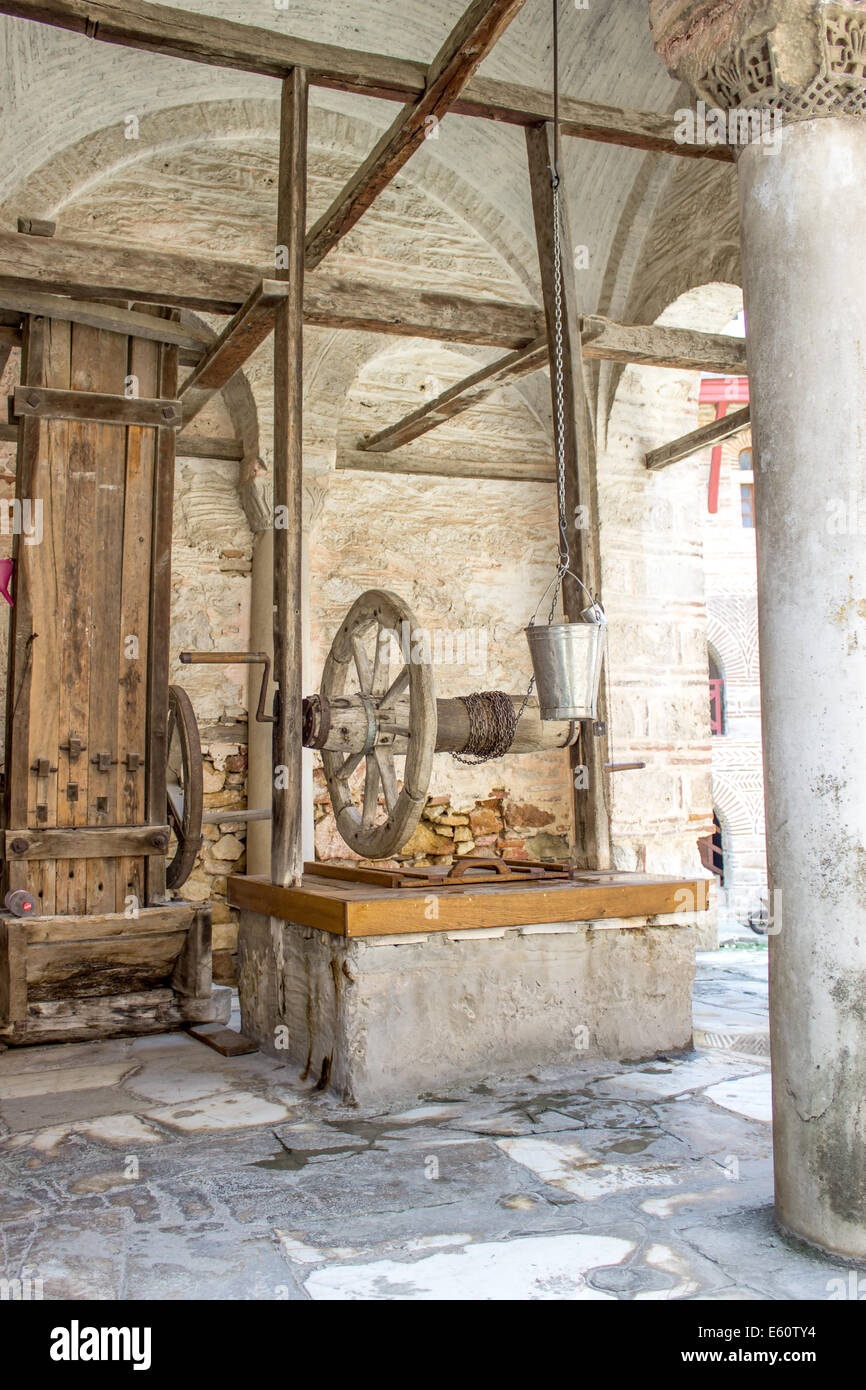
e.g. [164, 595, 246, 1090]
[738, 447, 755, 527]
[740, 483, 755, 528]
[708, 648, 726, 735]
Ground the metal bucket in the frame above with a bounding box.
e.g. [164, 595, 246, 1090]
[525, 618, 606, 721]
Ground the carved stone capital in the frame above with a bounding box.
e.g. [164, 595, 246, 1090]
[651, 2, 866, 140]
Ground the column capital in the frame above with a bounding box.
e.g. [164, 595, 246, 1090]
[650, 2, 866, 134]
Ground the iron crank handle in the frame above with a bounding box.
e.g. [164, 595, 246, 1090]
[179, 650, 276, 724]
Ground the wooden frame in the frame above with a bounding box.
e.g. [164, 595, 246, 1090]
[0, 903, 230, 1043]
[0, 0, 747, 896]
[0, 0, 733, 162]
[0, 232, 748, 371]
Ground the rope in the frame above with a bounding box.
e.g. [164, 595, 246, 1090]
[451, 691, 518, 765]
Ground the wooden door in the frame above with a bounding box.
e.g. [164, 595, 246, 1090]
[3, 313, 178, 913]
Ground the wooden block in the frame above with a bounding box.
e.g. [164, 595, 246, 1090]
[0, 919, 28, 1023]
[171, 906, 213, 999]
[186, 1024, 258, 1057]
[212, 948, 238, 985]
[0, 985, 232, 1045]
[13, 385, 182, 428]
[17, 217, 55, 237]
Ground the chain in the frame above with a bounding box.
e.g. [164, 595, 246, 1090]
[451, 691, 519, 765]
[550, 178, 570, 625]
[512, 0, 570, 730]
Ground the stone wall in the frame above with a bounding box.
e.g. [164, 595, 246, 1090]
[700, 406, 767, 922]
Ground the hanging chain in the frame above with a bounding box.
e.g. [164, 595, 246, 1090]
[454, 0, 573, 757]
[549, 178, 570, 626]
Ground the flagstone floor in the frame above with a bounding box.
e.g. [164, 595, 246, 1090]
[0, 942, 853, 1300]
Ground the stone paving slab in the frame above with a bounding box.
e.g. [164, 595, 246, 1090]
[0, 944, 850, 1300]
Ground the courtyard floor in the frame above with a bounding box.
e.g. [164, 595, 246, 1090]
[0, 942, 852, 1300]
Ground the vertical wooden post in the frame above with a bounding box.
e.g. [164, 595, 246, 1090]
[271, 67, 308, 888]
[145, 328, 178, 905]
[526, 123, 611, 870]
[3, 315, 45, 897]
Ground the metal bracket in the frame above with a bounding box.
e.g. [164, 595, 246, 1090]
[59, 736, 85, 759]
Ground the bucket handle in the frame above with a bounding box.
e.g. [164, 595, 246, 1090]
[529, 565, 605, 628]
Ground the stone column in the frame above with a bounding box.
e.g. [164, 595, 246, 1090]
[650, 0, 866, 1257]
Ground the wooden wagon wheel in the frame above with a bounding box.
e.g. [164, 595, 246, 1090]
[321, 589, 436, 860]
[165, 684, 203, 891]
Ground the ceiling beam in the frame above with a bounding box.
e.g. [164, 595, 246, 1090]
[0, 232, 748, 370]
[0, 1, 733, 163]
[581, 315, 748, 375]
[646, 402, 751, 470]
[304, 0, 529, 269]
[361, 335, 548, 452]
[339, 445, 553, 483]
[0, 228, 545, 344]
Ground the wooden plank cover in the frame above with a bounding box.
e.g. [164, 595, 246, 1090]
[227, 871, 710, 938]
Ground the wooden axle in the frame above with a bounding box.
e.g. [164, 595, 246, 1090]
[302, 693, 578, 757]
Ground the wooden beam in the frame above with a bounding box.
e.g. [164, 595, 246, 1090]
[0, 229, 544, 345]
[4, 825, 170, 859]
[581, 315, 748, 375]
[527, 122, 610, 872]
[0, 231, 749, 368]
[338, 445, 553, 483]
[360, 335, 548, 452]
[0, 286, 212, 352]
[271, 68, 308, 890]
[0, 1, 733, 163]
[12, 384, 182, 428]
[178, 278, 289, 427]
[175, 432, 243, 461]
[8, 426, 245, 461]
[646, 402, 751, 470]
[305, 0, 529, 269]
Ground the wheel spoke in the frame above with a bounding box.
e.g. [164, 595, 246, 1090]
[361, 757, 381, 830]
[379, 664, 409, 708]
[167, 782, 185, 834]
[335, 750, 364, 783]
[371, 621, 390, 698]
[374, 747, 399, 813]
[351, 635, 373, 694]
